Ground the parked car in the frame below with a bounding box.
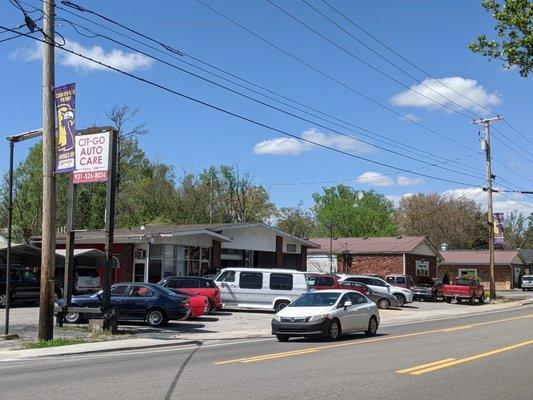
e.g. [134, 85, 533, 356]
[385, 274, 413, 289]
[338, 281, 398, 309]
[522, 275, 533, 291]
[443, 278, 485, 304]
[271, 290, 380, 341]
[157, 276, 222, 313]
[162, 287, 208, 318]
[214, 268, 308, 312]
[339, 275, 413, 306]
[74, 266, 101, 294]
[1, 264, 63, 307]
[411, 276, 443, 301]
[56, 283, 190, 327]
[305, 273, 340, 290]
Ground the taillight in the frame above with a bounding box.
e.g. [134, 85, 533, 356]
[178, 299, 189, 309]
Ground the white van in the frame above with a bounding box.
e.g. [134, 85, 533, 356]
[214, 268, 309, 312]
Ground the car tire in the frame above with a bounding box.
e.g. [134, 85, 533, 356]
[146, 309, 167, 327]
[327, 319, 341, 341]
[276, 334, 290, 342]
[205, 300, 213, 315]
[478, 295, 485, 304]
[377, 298, 390, 309]
[0, 293, 9, 308]
[365, 316, 379, 337]
[274, 300, 290, 313]
[445, 297, 452, 303]
[394, 294, 406, 307]
[64, 312, 82, 324]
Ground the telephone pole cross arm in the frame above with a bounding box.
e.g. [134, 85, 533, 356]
[472, 115, 502, 301]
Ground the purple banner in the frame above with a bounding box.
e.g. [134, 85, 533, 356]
[494, 212, 505, 245]
[54, 83, 76, 173]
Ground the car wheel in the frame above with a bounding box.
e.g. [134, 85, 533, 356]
[0, 293, 8, 308]
[205, 300, 213, 315]
[377, 298, 390, 309]
[478, 295, 485, 304]
[522, 288, 526, 291]
[146, 309, 167, 327]
[64, 312, 81, 324]
[445, 297, 452, 303]
[365, 316, 379, 337]
[469, 295, 475, 305]
[394, 294, 406, 307]
[274, 300, 290, 313]
[276, 334, 290, 342]
[327, 319, 341, 341]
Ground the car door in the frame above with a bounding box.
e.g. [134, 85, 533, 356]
[215, 270, 237, 305]
[369, 278, 390, 294]
[123, 285, 157, 320]
[109, 284, 128, 318]
[236, 271, 264, 307]
[19, 269, 41, 300]
[350, 292, 372, 330]
[336, 293, 357, 333]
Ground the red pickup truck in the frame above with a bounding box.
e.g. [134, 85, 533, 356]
[443, 278, 485, 304]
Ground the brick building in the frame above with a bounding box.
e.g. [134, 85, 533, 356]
[307, 236, 443, 278]
[437, 250, 528, 290]
[32, 223, 318, 284]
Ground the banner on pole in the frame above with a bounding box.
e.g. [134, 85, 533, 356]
[494, 212, 505, 245]
[73, 132, 110, 184]
[54, 83, 76, 173]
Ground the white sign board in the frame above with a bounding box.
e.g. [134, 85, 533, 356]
[73, 132, 109, 183]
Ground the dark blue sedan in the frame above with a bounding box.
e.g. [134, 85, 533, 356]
[56, 283, 190, 327]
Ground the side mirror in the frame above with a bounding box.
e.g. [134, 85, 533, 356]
[344, 300, 353, 308]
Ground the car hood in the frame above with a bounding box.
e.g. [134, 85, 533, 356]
[276, 306, 332, 318]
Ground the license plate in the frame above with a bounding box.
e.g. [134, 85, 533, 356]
[84, 278, 93, 285]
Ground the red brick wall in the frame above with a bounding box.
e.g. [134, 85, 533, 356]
[340, 254, 403, 277]
[436, 264, 512, 290]
[405, 254, 438, 278]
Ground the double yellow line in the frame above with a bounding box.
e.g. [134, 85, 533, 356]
[214, 313, 533, 365]
[397, 339, 533, 375]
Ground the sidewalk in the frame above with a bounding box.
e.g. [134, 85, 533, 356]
[1, 298, 531, 361]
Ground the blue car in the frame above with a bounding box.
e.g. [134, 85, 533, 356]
[56, 283, 190, 327]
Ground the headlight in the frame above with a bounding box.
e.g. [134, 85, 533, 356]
[307, 314, 328, 322]
[273, 315, 282, 322]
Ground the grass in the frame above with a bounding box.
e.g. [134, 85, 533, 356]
[22, 337, 86, 349]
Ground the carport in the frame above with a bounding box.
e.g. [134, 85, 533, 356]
[0, 243, 62, 269]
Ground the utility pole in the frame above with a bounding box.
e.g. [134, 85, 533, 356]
[326, 223, 336, 274]
[473, 116, 502, 301]
[39, 0, 56, 340]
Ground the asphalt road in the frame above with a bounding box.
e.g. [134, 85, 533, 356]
[1, 304, 532, 400]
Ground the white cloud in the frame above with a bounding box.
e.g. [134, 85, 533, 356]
[397, 176, 424, 186]
[253, 128, 374, 156]
[390, 77, 501, 115]
[10, 41, 153, 72]
[387, 193, 414, 206]
[444, 187, 533, 215]
[356, 171, 393, 186]
[402, 113, 421, 123]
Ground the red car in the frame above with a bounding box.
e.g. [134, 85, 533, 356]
[172, 289, 208, 318]
[158, 276, 222, 313]
[443, 278, 485, 304]
[305, 274, 340, 290]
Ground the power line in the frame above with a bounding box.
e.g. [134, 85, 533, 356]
[0, 24, 484, 189]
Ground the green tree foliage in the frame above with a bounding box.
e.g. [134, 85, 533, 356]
[469, 0, 532, 76]
[396, 193, 488, 249]
[311, 185, 398, 237]
[275, 202, 316, 238]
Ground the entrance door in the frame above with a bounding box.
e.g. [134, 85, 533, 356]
[133, 263, 145, 282]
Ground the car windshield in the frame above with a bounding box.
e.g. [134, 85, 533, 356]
[76, 267, 99, 277]
[290, 292, 341, 307]
[522, 276, 533, 282]
[453, 279, 476, 286]
[157, 286, 179, 296]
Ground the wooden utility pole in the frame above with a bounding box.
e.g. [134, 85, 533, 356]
[38, 0, 56, 340]
[473, 116, 502, 301]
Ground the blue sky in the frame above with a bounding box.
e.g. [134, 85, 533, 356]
[1, 0, 532, 214]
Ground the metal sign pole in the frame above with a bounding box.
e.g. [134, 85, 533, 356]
[4, 140, 14, 336]
[63, 175, 77, 307]
[102, 129, 118, 332]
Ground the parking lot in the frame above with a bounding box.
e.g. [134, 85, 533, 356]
[2, 293, 531, 350]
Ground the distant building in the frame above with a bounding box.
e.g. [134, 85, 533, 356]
[31, 223, 318, 283]
[307, 236, 443, 278]
[437, 250, 528, 290]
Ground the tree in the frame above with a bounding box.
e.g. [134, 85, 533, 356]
[396, 193, 487, 249]
[469, 0, 532, 77]
[503, 211, 528, 249]
[311, 185, 398, 237]
[275, 202, 316, 238]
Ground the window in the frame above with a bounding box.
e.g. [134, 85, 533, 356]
[396, 277, 406, 285]
[370, 278, 387, 287]
[200, 279, 217, 288]
[178, 278, 200, 288]
[129, 286, 156, 297]
[270, 273, 293, 290]
[286, 243, 297, 253]
[22, 270, 39, 284]
[76, 267, 99, 278]
[416, 260, 430, 277]
[216, 270, 236, 282]
[338, 293, 351, 308]
[349, 292, 367, 304]
[111, 285, 127, 297]
[385, 276, 395, 284]
[239, 272, 263, 289]
[134, 263, 145, 282]
[0, 269, 21, 282]
[458, 268, 477, 278]
[161, 279, 179, 289]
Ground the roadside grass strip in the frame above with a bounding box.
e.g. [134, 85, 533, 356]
[401, 339, 533, 376]
[214, 313, 533, 365]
